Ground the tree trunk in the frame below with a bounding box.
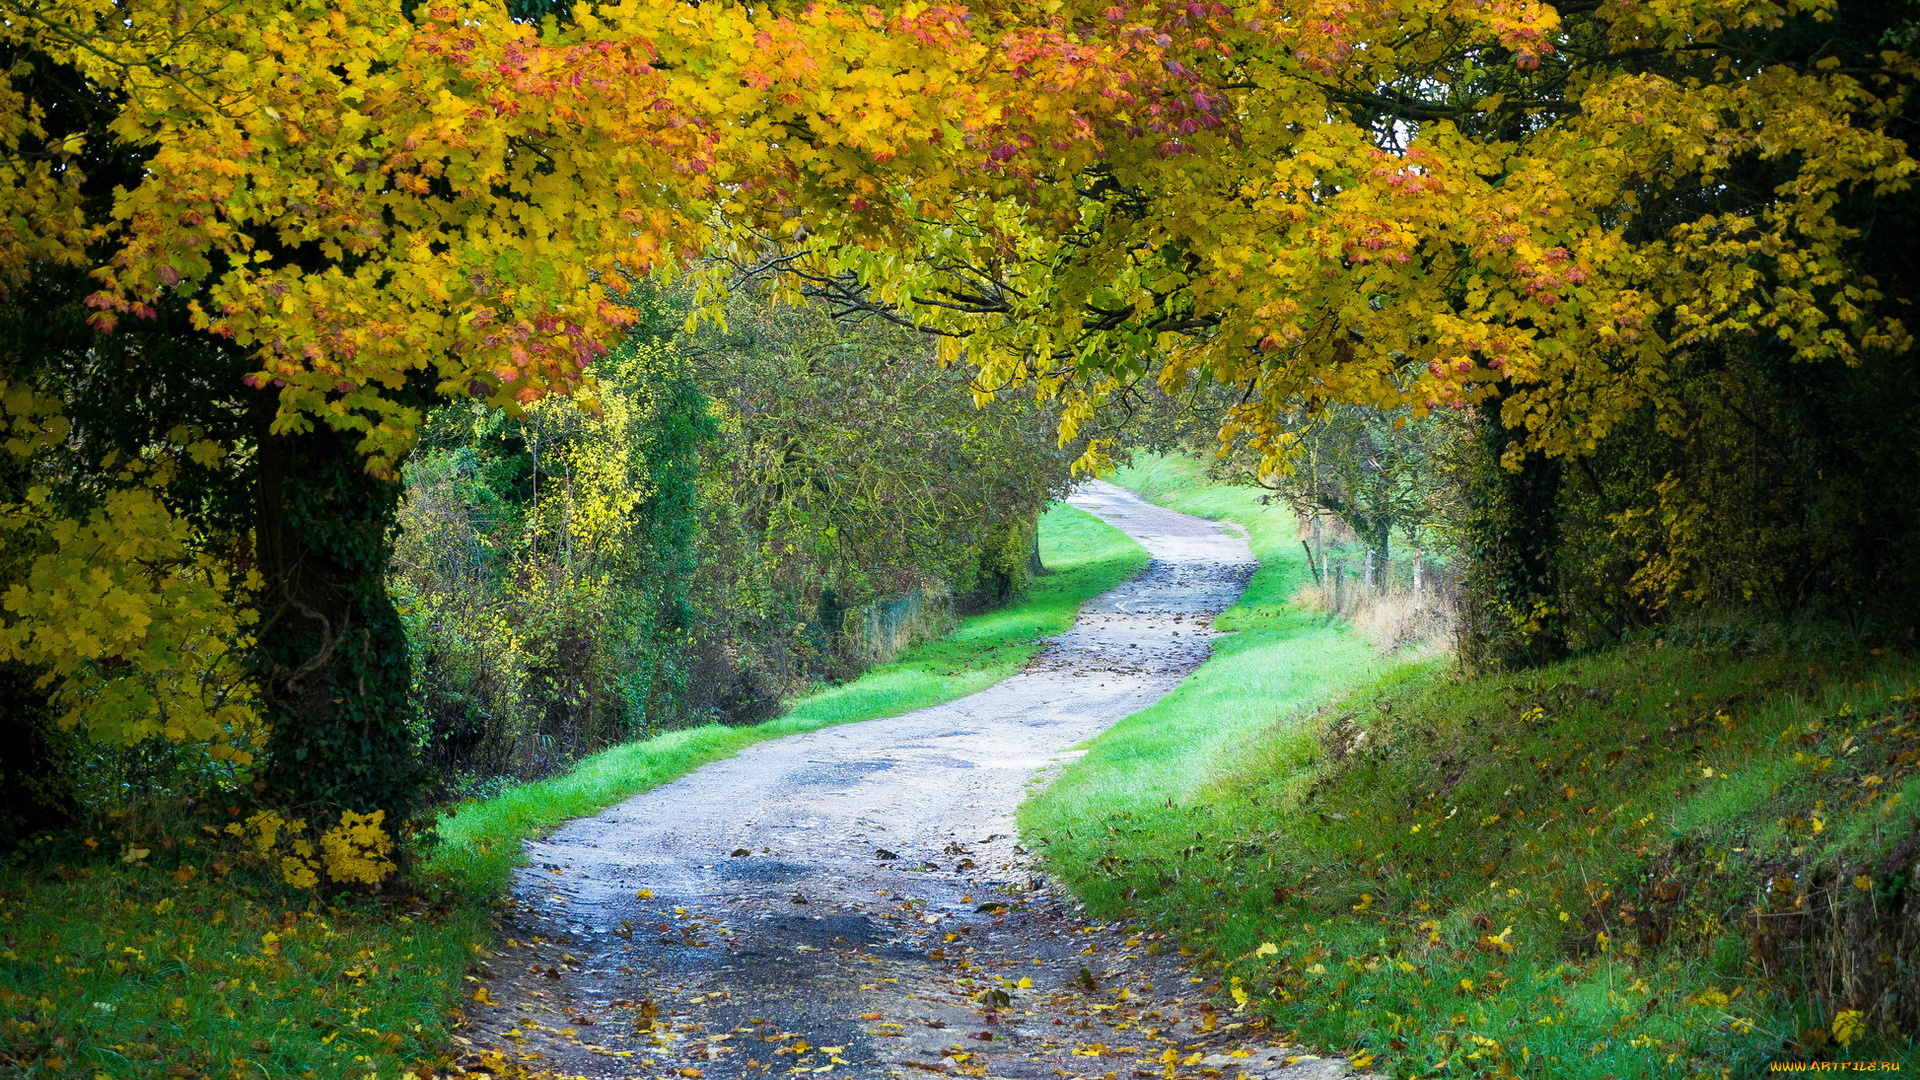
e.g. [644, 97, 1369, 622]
[252, 412, 422, 829]
[1460, 399, 1567, 669]
[1028, 513, 1048, 578]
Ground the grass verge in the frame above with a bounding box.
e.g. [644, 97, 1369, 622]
[429, 502, 1147, 895]
[1024, 461, 1920, 1077]
[0, 501, 1146, 1080]
[1021, 456, 1403, 848]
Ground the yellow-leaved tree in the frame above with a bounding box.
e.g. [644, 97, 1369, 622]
[735, 0, 1919, 660]
[0, 0, 1198, 861]
[755, 0, 1913, 466]
[2, 0, 1914, 857]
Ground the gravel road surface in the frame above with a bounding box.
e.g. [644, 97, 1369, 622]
[457, 481, 1379, 1080]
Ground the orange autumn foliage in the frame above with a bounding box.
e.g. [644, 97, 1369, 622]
[12, 0, 1901, 474]
[2, 0, 1914, 778]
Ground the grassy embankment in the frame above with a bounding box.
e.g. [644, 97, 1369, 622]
[0, 502, 1146, 1080]
[1023, 455, 1407, 850]
[1024, 459, 1920, 1077]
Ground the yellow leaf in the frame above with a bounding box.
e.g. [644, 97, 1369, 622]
[1832, 1008, 1866, 1048]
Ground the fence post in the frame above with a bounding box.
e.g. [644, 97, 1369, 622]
[1334, 563, 1344, 613]
[1413, 551, 1424, 596]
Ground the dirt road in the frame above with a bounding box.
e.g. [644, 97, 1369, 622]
[460, 481, 1377, 1080]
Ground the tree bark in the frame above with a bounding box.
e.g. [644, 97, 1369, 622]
[1460, 399, 1567, 669]
[1028, 513, 1048, 578]
[0, 662, 81, 850]
[251, 410, 422, 828]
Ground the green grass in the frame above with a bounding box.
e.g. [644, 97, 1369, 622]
[1022, 456, 1400, 840]
[430, 501, 1148, 894]
[0, 862, 483, 1080]
[1023, 459, 1920, 1077]
[1107, 453, 1316, 628]
[0, 502, 1147, 1080]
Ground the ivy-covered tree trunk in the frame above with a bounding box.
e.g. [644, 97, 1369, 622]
[1460, 400, 1567, 670]
[626, 367, 712, 726]
[960, 515, 1039, 612]
[252, 412, 421, 829]
[1366, 512, 1392, 570]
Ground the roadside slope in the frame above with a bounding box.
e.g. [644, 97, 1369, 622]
[1021, 463, 1920, 1076]
[1021, 458, 1410, 914]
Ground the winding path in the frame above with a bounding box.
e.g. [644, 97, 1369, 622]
[463, 482, 1378, 1080]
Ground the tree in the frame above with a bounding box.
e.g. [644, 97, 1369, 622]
[1, 0, 1212, 837]
[394, 324, 713, 783]
[754, 0, 1920, 657]
[5, 0, 1916, 864]
[1, 264, 262, 842]
[684, 286, 1074, 718]
[773, 0, 1913, 457]
[1216, 405, 1459, 570]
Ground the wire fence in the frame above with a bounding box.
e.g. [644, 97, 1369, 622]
[1300, 534, 1462, 651]
[1307, 547, 1461, 614]
[850, 586, 949, 663]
